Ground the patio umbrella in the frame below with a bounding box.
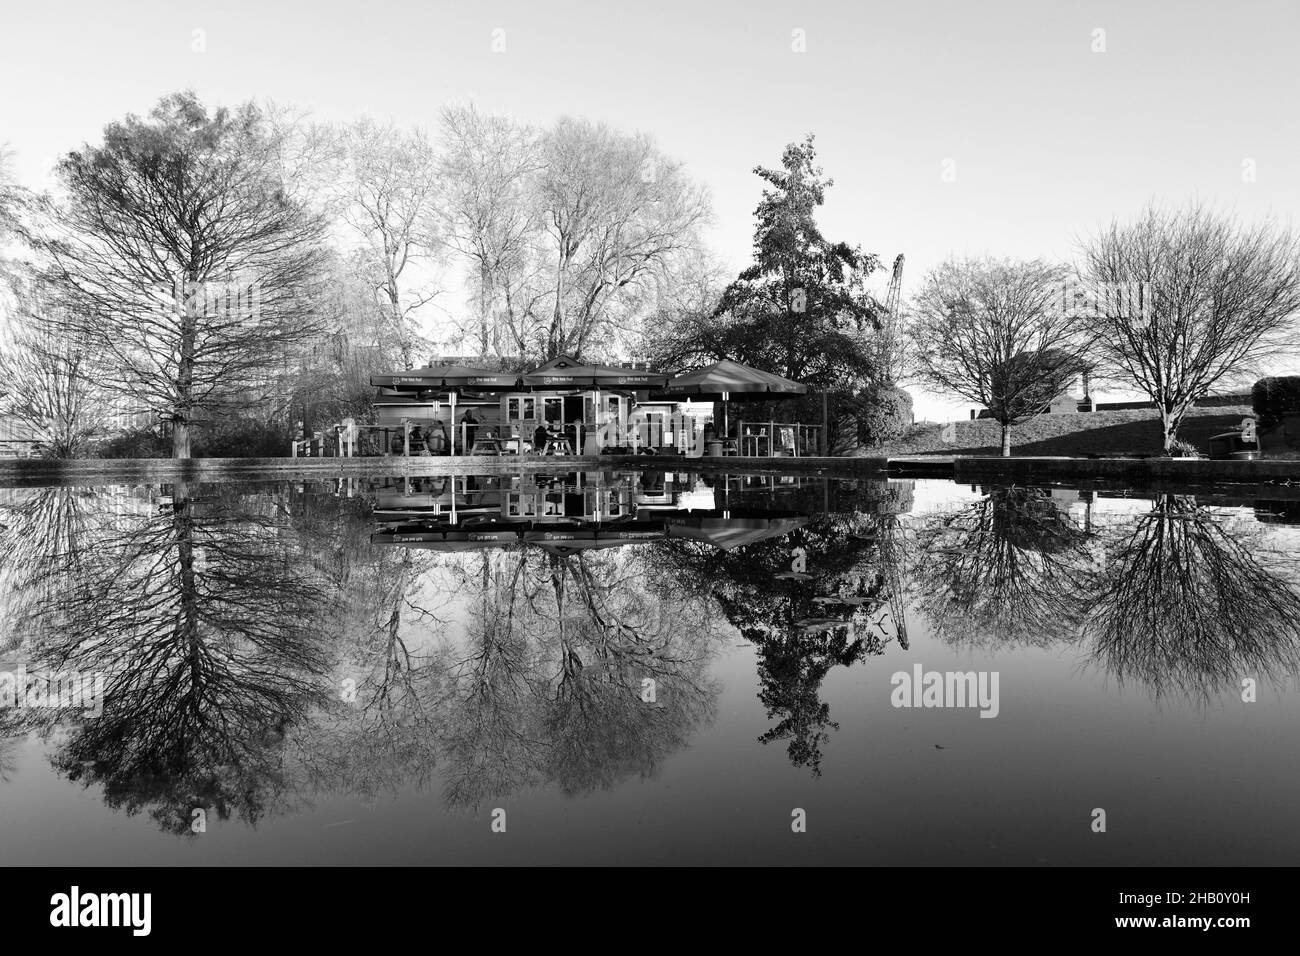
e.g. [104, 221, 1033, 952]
[665, 514, 808, 551]
[370, 366, 522, 391]
[653, 359, 809, 441]
[654, 359, 808, 400]
[521, 356, 668, 390]
[527, 525, 668, 555]
[370, 525, 524, 551]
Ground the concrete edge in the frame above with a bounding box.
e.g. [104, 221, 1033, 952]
[0, 455, 896, 488]
[952, 456, 1300, 485]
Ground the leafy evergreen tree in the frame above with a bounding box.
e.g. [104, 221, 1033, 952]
[711, 135, 881, 390]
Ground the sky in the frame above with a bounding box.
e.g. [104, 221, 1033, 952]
[2, 0, 1299, 420]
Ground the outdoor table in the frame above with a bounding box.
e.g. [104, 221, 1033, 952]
[542, 436, 574, 456]
[469, 437, 504, 456]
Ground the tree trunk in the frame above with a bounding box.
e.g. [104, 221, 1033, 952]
[1000, 422, 1011, 457]
[1160, 403, 1179, 454]
[387, 284, 412, 370]
[176, 274, 198, 459]
[479, 263, 493, 357]
[172, 418, 192, 459]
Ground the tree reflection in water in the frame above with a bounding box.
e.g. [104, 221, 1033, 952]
[912, 485, 1300, 702]
[5, 476, 1296, 836]
[0, 479, 731, 826]
[647, 495, 908, 775]
[431, 547, 723, 808]
[0, 483, 338, 833]
[910, 486, 1097, 648]
[289, 473, 729, 810]
[287, 487, 448, 801]
[1085, 494, 1300, 700]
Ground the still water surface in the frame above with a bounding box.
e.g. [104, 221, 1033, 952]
[2, 471, 1298, 865]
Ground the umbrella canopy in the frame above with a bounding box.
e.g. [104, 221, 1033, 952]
[371, 525, 524, 551]
[521, 355, 668, 390]
[372, 389, 499, 407]
[654, 359, 808, 401]
[665, 514, 808, 551]
[528, 525, 667, 554]
[371, 366, 522, 391]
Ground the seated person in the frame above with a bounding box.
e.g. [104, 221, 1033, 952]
[426, 421, 449, 455]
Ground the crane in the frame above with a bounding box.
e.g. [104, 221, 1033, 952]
[876, 253, 905, 382]
[883, 253, 905, 318]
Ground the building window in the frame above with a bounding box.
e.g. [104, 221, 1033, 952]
[507, 397, 536, 421]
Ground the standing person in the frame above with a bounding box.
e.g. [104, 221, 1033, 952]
[427, 420, 448, 455]
[339, 416, 357, 457]
[459, 409, 479, 454]
[533, 423, 550, 455]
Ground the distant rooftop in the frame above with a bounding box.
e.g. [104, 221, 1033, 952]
[429, 355, 653, 370]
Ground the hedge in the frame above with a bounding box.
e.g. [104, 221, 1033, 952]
[1252, 377, 1300, 430]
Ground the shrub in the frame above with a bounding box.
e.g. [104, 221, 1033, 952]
[855, 383, 914, 447]
[92, 427, 169, 459]
[1252, 376, 1300, 430]
[92, 418, 292, 459]
[192, 418, 293, 458]
[1167, 438, 1203, 459]
[745, 385, 914, 453]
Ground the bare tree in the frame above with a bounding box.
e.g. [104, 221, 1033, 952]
[436, 105, 542, 359]
[0, 337, 104, 458]
[0, 144, 31, 322]
[32, 92, 334, 457]
[317, 117, 442, 369]
[641, 251, 731, 371]
[434, 111, 710, 364]
[1079, 203, 1300, 452]
[526, 117, 710, 361]
[909, 257, 1091, 455]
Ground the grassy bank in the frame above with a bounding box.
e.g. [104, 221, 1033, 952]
[866, 404, 1255, 458]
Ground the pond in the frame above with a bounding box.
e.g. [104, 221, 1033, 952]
[1, 470, 1298, 865]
